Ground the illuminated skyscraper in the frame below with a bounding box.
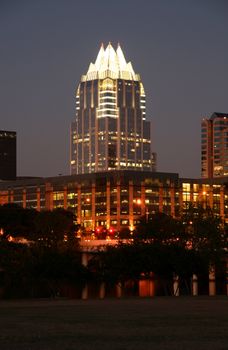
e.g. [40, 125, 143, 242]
[201, 112, 228, 178]
[70, 43, 153, 174]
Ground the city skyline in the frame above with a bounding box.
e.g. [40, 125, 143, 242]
[0, 0, 227, 178]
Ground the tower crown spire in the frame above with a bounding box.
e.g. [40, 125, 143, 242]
[82, 43, 140, 81]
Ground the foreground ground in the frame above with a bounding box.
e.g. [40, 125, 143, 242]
[0, 297, 227, 350]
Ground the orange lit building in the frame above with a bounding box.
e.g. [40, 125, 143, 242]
[1, 170, 228, 233]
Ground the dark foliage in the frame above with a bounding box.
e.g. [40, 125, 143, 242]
[0, 203, 227, 298]
[0, 241, 87, 298]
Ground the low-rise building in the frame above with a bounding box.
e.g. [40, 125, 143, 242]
[1, 170, 228, 233]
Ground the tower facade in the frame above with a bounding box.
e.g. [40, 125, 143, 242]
[201, 112, 228, 178]
[71, 43, 152, 174]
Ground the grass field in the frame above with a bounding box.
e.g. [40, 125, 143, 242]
[0, 297, 227, 350]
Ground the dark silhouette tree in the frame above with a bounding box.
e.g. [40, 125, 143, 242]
[0, 203, 37, 239]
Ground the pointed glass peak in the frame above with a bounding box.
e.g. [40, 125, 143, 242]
[116, 45, 127, 70]
[95, 44, 105, 68]
[82, 43, 140, 81]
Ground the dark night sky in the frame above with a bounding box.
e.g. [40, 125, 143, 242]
[0, 0, 227, 178]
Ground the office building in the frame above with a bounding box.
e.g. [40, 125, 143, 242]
[201, 112, 228, 178]
[1, 170, 227, 233]
[0, 130, 16, 181]
[71, 43, 153, 174]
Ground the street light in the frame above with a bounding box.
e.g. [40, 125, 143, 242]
[134, 198, 149, 223]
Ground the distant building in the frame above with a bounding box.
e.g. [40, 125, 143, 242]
[0, 130, 16, 181]
[71, 43, 154, 175]
[201, 112, 228, 178]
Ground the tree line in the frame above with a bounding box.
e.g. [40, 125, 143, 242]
[89, 205, 228, 295]
[0, 203, 227, 298]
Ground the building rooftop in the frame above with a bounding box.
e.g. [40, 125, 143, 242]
[0, 130, 16, 137]
[81, 43, 140, 82]
[209, 112, 228, 120]
[1, 170, 228, 191]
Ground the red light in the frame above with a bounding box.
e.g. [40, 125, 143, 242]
[109, 228, 113, 233]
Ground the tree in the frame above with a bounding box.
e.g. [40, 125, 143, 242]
[33, 208, 78, 248]
[0, 204, 37, 239]
[181, 203, 228, 265]
[135, 212, 182, 244]
[0, 241, 32, 297]
[28, 245, 88, 297]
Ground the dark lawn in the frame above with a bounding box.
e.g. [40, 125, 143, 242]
[0, 297, 227, 350]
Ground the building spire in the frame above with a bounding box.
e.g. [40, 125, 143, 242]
[83, 43, 139, 81]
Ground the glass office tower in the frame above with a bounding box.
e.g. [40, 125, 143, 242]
[201, 112, 228, 178]
[71, 43, 153, 174]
